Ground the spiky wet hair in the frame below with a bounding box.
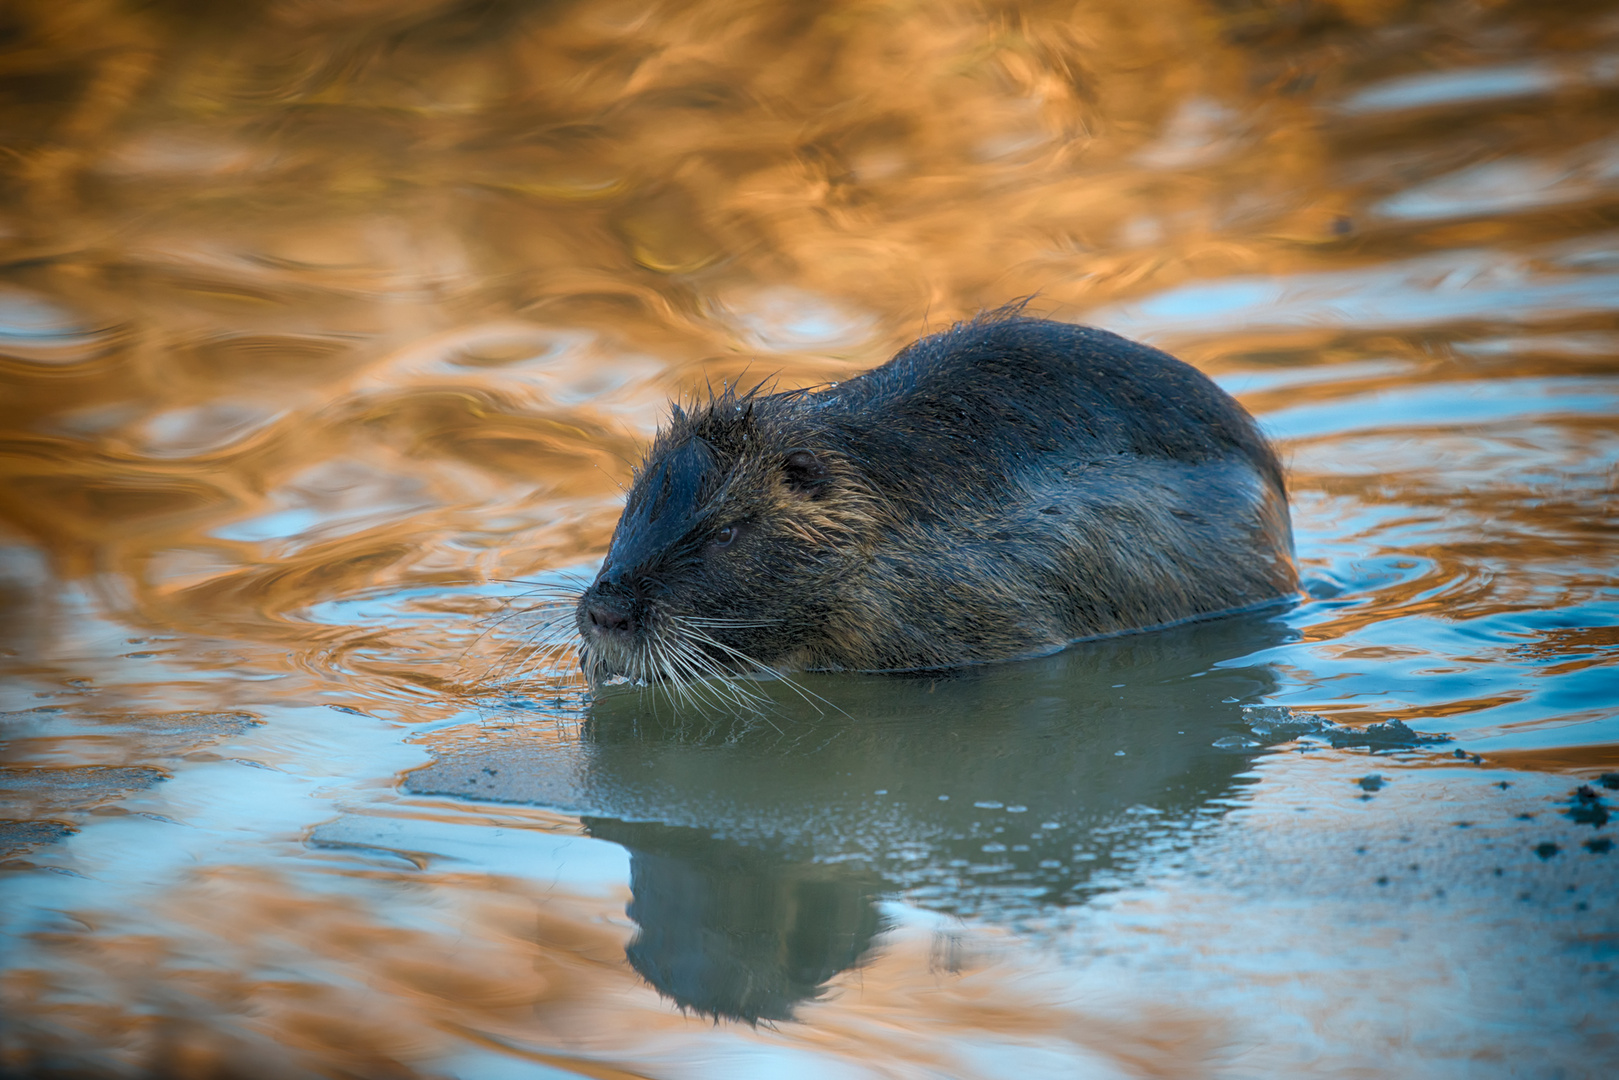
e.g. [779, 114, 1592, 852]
[617, 379, 877, 556]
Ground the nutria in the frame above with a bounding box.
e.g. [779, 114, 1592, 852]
[573, 312, 1296, 684]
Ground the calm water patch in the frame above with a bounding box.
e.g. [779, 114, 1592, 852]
[1, 2, 1615, 1077]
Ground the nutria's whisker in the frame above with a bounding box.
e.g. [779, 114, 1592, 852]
[637, 640, 663, 719]
[483, 585, 585, 602]
[485, 573, 594, 589]
[496, 639, 575, 684]
[692, 672, 778, 728]
[660, 646, 693, 714]
[664, 633, 772, 717]
[478, 603, 584, 685]
[655, 639, 690, 703]
[673, 620, 837, 718]
[478, 584, 588, 613]
[520, 632, 580, 673]
[657, 641, 726, 720]
[672, 644, 759, 710]
[482, 607, 576, 651]
[680, 655, 736, 718]
[501, 610, 577, 652]
[462, 592, 581, 662]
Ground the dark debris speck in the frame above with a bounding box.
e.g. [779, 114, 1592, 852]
[1534, 842, 1560, 860]
[1566, 785, 1610, 828]
[1327, 720, 1450, 751]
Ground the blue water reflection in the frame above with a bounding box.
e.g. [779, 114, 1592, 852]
[2, 0, 1617, 1074]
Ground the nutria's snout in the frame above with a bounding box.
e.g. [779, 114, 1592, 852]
[582, 591, 636, 637]
[580, 565, 640, 635]
[575, 567, 654, 681]
[585, 601, 634, 636]
[572, 311, 1298, 685]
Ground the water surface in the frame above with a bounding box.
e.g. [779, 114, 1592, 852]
[2, 1, 1616, 1077]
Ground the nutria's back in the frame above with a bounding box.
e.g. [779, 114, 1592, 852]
[575, 314, 1297, 682]
[817, 318, 1284, 501]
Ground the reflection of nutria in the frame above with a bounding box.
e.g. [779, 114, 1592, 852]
[575, 312, 1296, 685]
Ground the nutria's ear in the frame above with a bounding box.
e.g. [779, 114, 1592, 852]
[782, 449, 831, 495]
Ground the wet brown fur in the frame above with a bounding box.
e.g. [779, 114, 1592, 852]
[575, 312, 1298, 682]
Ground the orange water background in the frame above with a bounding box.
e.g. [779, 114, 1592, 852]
[3, 0, 1618, 1076]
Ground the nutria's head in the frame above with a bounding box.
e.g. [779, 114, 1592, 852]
[576, 387, 875, 687]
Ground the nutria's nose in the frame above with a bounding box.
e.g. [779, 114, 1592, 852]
[586, 601, 636, 636]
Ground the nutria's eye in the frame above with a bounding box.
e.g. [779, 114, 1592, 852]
[711, 524, 739, 549]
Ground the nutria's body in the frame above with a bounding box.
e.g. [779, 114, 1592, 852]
[575, 314, 1296, 683]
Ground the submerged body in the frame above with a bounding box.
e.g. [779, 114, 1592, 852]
[575, 314, 1296, 682]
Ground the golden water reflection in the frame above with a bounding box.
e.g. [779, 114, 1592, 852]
[3, 0, 1618, 1075]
